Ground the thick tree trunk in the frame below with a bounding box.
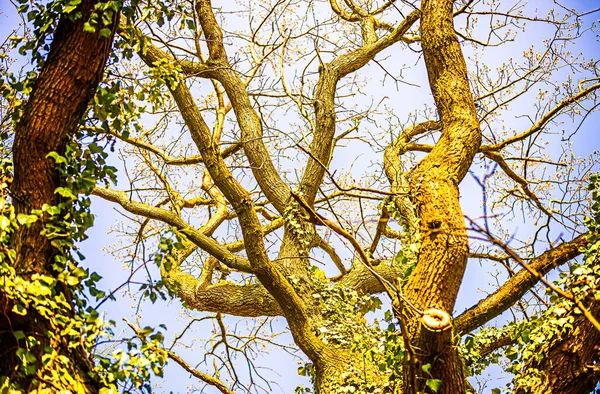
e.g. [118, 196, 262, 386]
[290, 1, 482, 391]
[0, 0, 118, 390]
[401, 0, 481, 392]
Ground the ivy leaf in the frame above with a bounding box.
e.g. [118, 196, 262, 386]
[83, 21, 96, 33]
[15, 347, 37, 367]
[506, 346, 519, 361]
[46, 151, 67, 164]
[99, 28, 112, 38]
[66, 275, 80, 286]
[63, 5, 79, 14]
[17, 213, 39, 226]
[425, 378, 442, 392]
[0, 216, 11, 230]
[384, 310, 393, 322]
[12, 304, 27, 316]
[55, 187, 77, 199]
[422, 363, 432, 374]
[14, 330, 25, 340]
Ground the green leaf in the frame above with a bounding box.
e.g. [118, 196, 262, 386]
[140, 326, 154, 336]
[393, 250, 406, 265]
[464, 335, 474, 351]
[46, 151, 67, 164]
[63, 5, 78, 13]
[506, 346, 519, 361]
[422, 363, 432, 374]
[55, 187, 76, 199]
[16, 347, 37, 365]
[17, 214, 38, 226]
[89, 272, 102, 281]
[425, 378, 442, 392]
[0, 216, 11, 230]
[42, 204, 61, 215]
[106, 1, 121, 11]
[99, 28, 112, 37]
[72, 267, 87, 278]
[12, 304, 27, 316]
[384, 310, 393, 322]
[83, 21, 96, 33]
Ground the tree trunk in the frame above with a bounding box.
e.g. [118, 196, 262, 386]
[401, 0, 482, 392]
[0, 0, 118, 390]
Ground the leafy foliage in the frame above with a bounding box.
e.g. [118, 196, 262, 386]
[506, 175, 600, 391]
[462, 174, 600, 392]
[0, 134, 167, 391]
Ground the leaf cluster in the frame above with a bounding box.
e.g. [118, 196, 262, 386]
[0, 137, 167, 392]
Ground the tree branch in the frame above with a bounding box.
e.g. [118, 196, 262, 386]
[124, 318, 235, 394]
[298, 9, 421, 206]
[454, 233, 588, 334]
[481, 81, 600, 152]
[195, 0, 292, 214]
[483, 150, 552, 216]
[92, 187, 253, 272]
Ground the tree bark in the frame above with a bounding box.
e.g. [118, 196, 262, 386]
[0, 0, 118, 390]
[402, 0, 481, 392]
[455, 234, 588, 334]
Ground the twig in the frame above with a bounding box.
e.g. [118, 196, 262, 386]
[124, 318, 235, 394]
[468, 220, 600, 332]
[295, 143, 397, 196]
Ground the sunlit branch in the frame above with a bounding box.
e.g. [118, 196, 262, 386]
[299, 8, 420, 205]
[455, 231, 589, 334]
[290, 190, 422, 317]
[90, 125, 242, 165]
[368, 205, 390, 256]
[467, 252, 508, 262]
[316, 236, 346, 275]
[195, 0, 292, 214]
[330, 0, 360, 22]
[481, 81, 600, 152]
[92, 186, 253, 272]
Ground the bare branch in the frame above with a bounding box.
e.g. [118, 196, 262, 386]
[455, 233, 589, 334]
[92, 186, 252, 272]
[481, 81, 600, 152]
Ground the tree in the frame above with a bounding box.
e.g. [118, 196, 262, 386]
[2, 0, 600, 393]
[2, 0, 173, 390]
[0, 0, 121, 391]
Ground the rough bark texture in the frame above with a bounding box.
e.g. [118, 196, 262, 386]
[127, 3, 422, 391]
[454, 234, 588, 334]
[0, 0, 118, 390]
[401, 0, 481, 392]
